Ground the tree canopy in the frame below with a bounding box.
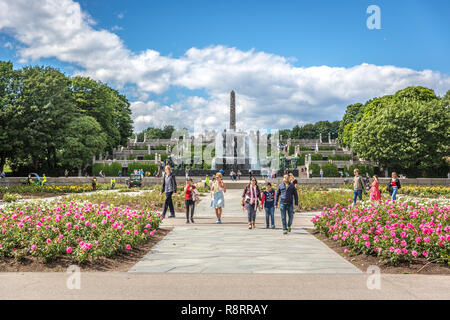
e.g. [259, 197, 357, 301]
[0, 61, 133, 175]
[348, 86, 449, 176]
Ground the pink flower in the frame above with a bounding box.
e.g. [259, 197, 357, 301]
[422, 251, 429, 257]
[411, 250, 418, 258]
[423, 237, 430, 243]
[126, 244, 131, 250]
[415, 237, 422, 244]
[365, 241, 371, 247]
[66, 247, 72, 254]
[30, 244, 37, 250]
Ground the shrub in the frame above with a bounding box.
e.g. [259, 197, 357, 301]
[329, 155, 352, 161]
[321, 163, 339, 177]
[2, 193, 21, 203]
[318, 146, 335, 151]
[93, 162, 123, 176]
[309, 164, 321, 177]
[128, 162, 158, 175]
[344, 165, 374, 177]
[143, 154, 155, 161]
[310, 154, 323, 161]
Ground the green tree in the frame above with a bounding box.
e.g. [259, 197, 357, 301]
[0, 61, 17, 172]
[352, 98, 449, 176]
[61, 116, 107, 175]
[72, 76, 132, 152]
[14, 66, 75, 170]
[338, 103, 364, 147]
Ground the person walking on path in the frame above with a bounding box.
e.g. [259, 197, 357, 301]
[289, 173, 298, 189]
[241, 177, 261, 229]
[387, 172, 401, 201]
[92, 176, 97, 191]
[110, 178, 116, 190]
[369, 175, 381, 201]
[275, 174, 299, 235]
[41, 174, 47, 186]
[262, 182, 276, 229]
[65, 169, 69, 178]
[320, 168, 324, 179]
[237, 170, 241, 180]
[160, 165, 177, 219]
[352, 169, 367, 206]
[211, 172, 226, 224]
[184, 178, 196, 223]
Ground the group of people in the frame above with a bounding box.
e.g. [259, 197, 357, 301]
[229, 169, 242, 181]
[158, 165, 404, 233]
[240, 174, 298, 234]
[351, 169, 401, 205]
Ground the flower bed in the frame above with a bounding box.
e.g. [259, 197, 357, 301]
[0, 184, 108, 195]
[340, 184, 450, 199]
[0, 201, 162, 263]
[296, 190, 358, 212]
[65, 190, 187, 212]
[311, 199, 450, 265]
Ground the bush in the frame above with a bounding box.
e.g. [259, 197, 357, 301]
[321, 163, 339, 177]
[311, 154, 323, 161]
[318, 146, 335, 151]
[2, 193, 22, 203]
[143, 154, 156, 161]
[93, 162, 123, 176]
[344, 165, 374, 177]
[329, 155, 352, 161]
[128, 162, 158, 175]
[309, 164, 321, 177]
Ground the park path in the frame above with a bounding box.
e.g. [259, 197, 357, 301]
[129, 189, 361, 274]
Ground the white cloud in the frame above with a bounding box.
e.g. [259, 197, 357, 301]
[1, 0, 449, 132]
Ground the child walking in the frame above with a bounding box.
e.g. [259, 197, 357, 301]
[184, 178, 196, 223]
[261, 182, 276, 229]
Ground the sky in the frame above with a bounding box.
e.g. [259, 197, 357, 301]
[0, 0, 449, 133]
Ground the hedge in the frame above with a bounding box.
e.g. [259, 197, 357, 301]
[128, 162, 159, 175]
[310, 154, 323, 161]
[344, 164, 374, 177]
[329, 154, 352, 161]
[321, 163, 339, 177]
[309, 164, 321, 177]
[93, 162, 123, 177]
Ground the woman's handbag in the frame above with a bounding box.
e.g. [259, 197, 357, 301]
[191, 188, 200, 202]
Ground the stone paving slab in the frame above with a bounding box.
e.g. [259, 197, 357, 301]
[129, 224, 361, 274]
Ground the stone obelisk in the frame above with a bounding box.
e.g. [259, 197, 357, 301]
[230, 90, 236, 131]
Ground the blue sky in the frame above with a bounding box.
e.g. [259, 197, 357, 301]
[77, 0, 450, 72]
[0, 0, 449, 132]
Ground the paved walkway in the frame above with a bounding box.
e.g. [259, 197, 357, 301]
[130, 189, 360, 274]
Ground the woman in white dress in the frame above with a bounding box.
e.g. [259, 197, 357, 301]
[211, 172, 226, 223]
